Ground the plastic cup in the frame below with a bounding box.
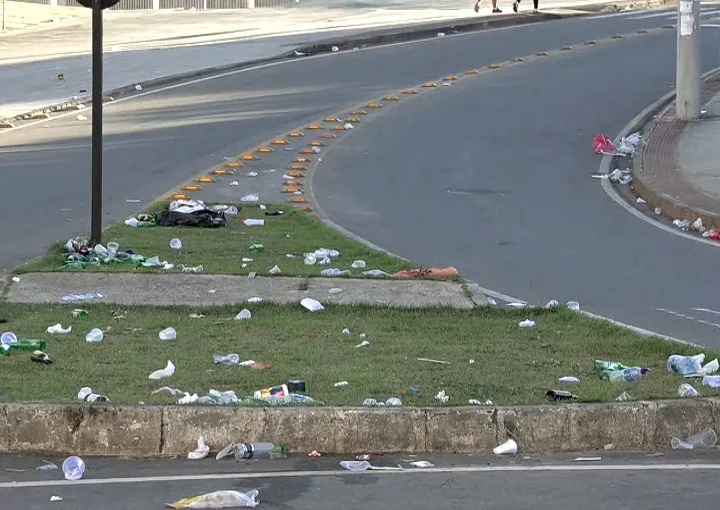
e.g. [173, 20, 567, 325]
[62, 456, 85, 481]
[107, 242, 119, 257]
[671, 428, 717, 450]
[493, 438, 518, 455]
[158, 327, 177, 341]
[0, 332, 17, 345]
[85, 328, 103, 343]
[169, 238, 182, 251]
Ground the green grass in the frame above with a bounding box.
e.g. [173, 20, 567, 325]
[17, 204, 415, 277]
[1, 303, 715, 406]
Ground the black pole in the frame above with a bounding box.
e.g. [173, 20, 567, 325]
[90, 0, 103, 245]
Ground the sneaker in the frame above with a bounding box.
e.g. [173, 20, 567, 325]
[513, 1, 518, 11]
[493, 7, 502, 12]
[474, 1, 480, 11]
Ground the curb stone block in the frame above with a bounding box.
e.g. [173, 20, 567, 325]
[498, 405, 571, 452]
[653, 399, 717, 446]
[75, 406, 163, 455]
[0, 405, 10, 452]
[426, 408, 497, 453]
[567, 403, 655, 451]
[162, 407, 267, 455]
[353, 409, 426, 453]
[263, 407, 353, 454]
[4, 404, 79, 455]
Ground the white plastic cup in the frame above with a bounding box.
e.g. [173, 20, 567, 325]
[85, 328, 103, 343]
[158, 327, 177, 341]
[62, 456, 85, 480]
[671, 428, 717, 450]
[493, 438, 518, 455]
[169, 238, 182, 251]
[107, 242, 119, 257]
[0, 332, 18, 345]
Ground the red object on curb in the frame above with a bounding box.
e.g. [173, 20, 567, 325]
[592, 133, 616, 154]
[308, 450, 321, 458]
[711, 231, 720, 241]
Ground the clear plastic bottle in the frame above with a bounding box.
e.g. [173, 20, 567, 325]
[608, 367, 647, 383]
[234, 442, 276, 460]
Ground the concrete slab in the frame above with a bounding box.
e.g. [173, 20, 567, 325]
[6, 272, 476, 308]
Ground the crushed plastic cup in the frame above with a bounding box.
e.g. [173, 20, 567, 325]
[62, 456, 86, 480]
[678, 383, 700, 398]
[340, 460, 371, 471]
[519, 319, 535, 328]
[493, 438, 518, 455]
[234, 309, 252, 320]
[567, 301, 580, 311]
[351, 260, 366, 269]
[301, 298, 324, 312]
[0, 332, 17, 345]
[671, 427, 717, 450]
[170, 238, 183, 250]
[188, 437, 210, 460]
[107, 242, 119, 257]
[85, 328, 104, 343]
[158, 327, 177, 341]
[149, 360, 175, 380]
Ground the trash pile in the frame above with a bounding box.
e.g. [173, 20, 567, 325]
[592, 132, 642, 157]
[125, 199, 235, 229]
[62, 238, 173, 270]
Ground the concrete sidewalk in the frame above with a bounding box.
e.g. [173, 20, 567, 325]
[633, 72, 720, 231]
[0, 0, 642, 120]
[6, 272, 482, 308]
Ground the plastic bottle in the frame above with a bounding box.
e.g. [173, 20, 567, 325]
[62, 456, 85, 480]
[1, 340, 47, 355]
[607, 367, 648, 383]
[234, 442, 277, 460]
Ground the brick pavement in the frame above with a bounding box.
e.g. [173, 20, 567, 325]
[633, 72, 720, 229]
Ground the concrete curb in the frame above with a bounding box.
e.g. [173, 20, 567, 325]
[1, 0, 672, 127]
[629, 68, 720, 230]
[1, 398, 718, 456]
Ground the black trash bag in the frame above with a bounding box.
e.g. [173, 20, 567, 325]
[155, 209, 227, 228]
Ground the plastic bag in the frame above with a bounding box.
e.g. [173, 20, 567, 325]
[167, 489, 259, 509]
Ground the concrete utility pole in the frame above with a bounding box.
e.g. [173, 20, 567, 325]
[2, 0, 7, 33]
[676, 0, 701, 121]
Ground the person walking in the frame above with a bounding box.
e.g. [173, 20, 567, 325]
[512, 0, 539, 13]
[474, 0, 503, 14]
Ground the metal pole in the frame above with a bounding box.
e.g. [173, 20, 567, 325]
[2, 0, 7, 32]
[90, 0, 103, 245]
[676, 0, 701, 121]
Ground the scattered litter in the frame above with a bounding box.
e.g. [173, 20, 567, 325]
[62, 456, 85, 481]
[188, 437, 210, 460]
[76, 114, 87, 121]
[637, 197, 646, 204]
[230, 181, 239, 186]
[437, 32, 445, 37]
[702, 375, 720, 388]
[355, 340, 370, 348]
[409, 461, 434, 468]
[152, 386, 185, 396]
[243, 219, 265, 226]
[362, 269, 391, 278]
[393, 267, 458, 279]
[386, 397, 403, 406]
[573, 456, 601, 462]
[567, 301, 581, 311]
[78, 386, 109, 403]
[351, 260, 366, 269]
[46, 323, 72, 334]
[545, 299, 559, 309]
[671, 427, 717, 450]
[519, 319, 535, 328]
[61, 292, 104, 303]
[340, 461, 403, 472]
[248, 297, 262, 303]
[667, 353, 717, 376]
[268, 265, 281, 275]
[417, 357, 451, 365]
[11, 276, 20, 283]
[559, 376, 580, 384]
[31, 350, 52, 364]
[434, 390, 449, 403]
[329, 288, 343, 294]
[158, 327, 177, 341]
[234, 309, 252, 320]
[469, 399, 493, 406]
[308, 450, 322, 458]
[342, 328, 351, 335]
[213, 354, 255, 367]
[170, 238, 182, 251]
[591, 168, 632, 185]
[604, 443, 615, 451]
[493, 439, 518, 455]
[507, 302, 527, 309]
[85, 328, 104, 343]
[615, 391, 633, 401]
[36, 461, 59, 471]
[334, 381, 349, 387]
[240, 194, 260, 203]
[190, 313, 205, 319]
[654, 207, 662, 215]
[149, 360, 175, 380]
[248, 171, 258, 177]
[331, 45, 339, 52]
[546, 390, 577, 402]
[50, 496, 63, 503]
[320, 268, 351, 277]
[301, 298, 324, 312]
[135, 84, 142, 91]
[678, 383, 700, 398]
[167, 490, 260, 509]
[249, 244, 264, 253]
[356, 454, 371, 461]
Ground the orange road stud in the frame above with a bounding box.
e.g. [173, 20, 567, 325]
[443, 76, 457, 81]
[331, 125, 346, 131]
[289, 197, 309, 203]
[663, 24, 675, 29]
[272, 139, 289, 145]
[384, 95, 399, 101]
[294, 157, 311, 163]
[288, 131, 304, 137]
[422, 82, 437, 88]
[240, 154, 258, 161]
[610, 34, 624, 39]
[171, 193, 190, 200]
[256, 147, 273, 154]
[288, 164, 307, 171]
[197, 177, 215, 184]
[286, 171, 304, 178]
[320, 132, 337, 139]
[309, 140, 326, 147]
[465, 69, 479, 75]
[349, 110, 367, 115]
[284, 179, 301, 186]
[344, 117, 361, 123]
[585, 40, 597, 45]
[307, 124, 323, 130]
[300, 148, 315, 154]
[402, 88, 418, 94]
[211, 169, 231, 175]
[224, 161, 243, 168]
[367, 102, 383, 108]
[536, 51, 549, 56]
[324, 116, 340, 122]
[283, 187, 301, 193]
[637, 29, 648, 34]
[512, 57, 524, 62]
[489, 63, 502, 69]
[182, 185, 201, 192]
[300, 206, 313, 212]
[561, 45, 572, 51]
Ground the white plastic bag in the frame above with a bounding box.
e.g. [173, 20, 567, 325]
[167, 489, 259, 509]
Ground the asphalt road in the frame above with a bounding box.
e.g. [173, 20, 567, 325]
[3, 452, 720, 509]
[2, 8, 720, 344]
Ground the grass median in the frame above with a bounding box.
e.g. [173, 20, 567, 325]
[1, 302, 716, 406]
[18, 203, 415, 278]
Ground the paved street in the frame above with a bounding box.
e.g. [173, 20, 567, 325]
[2, 452, 720, 509]
[2, 7, 720, 344]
